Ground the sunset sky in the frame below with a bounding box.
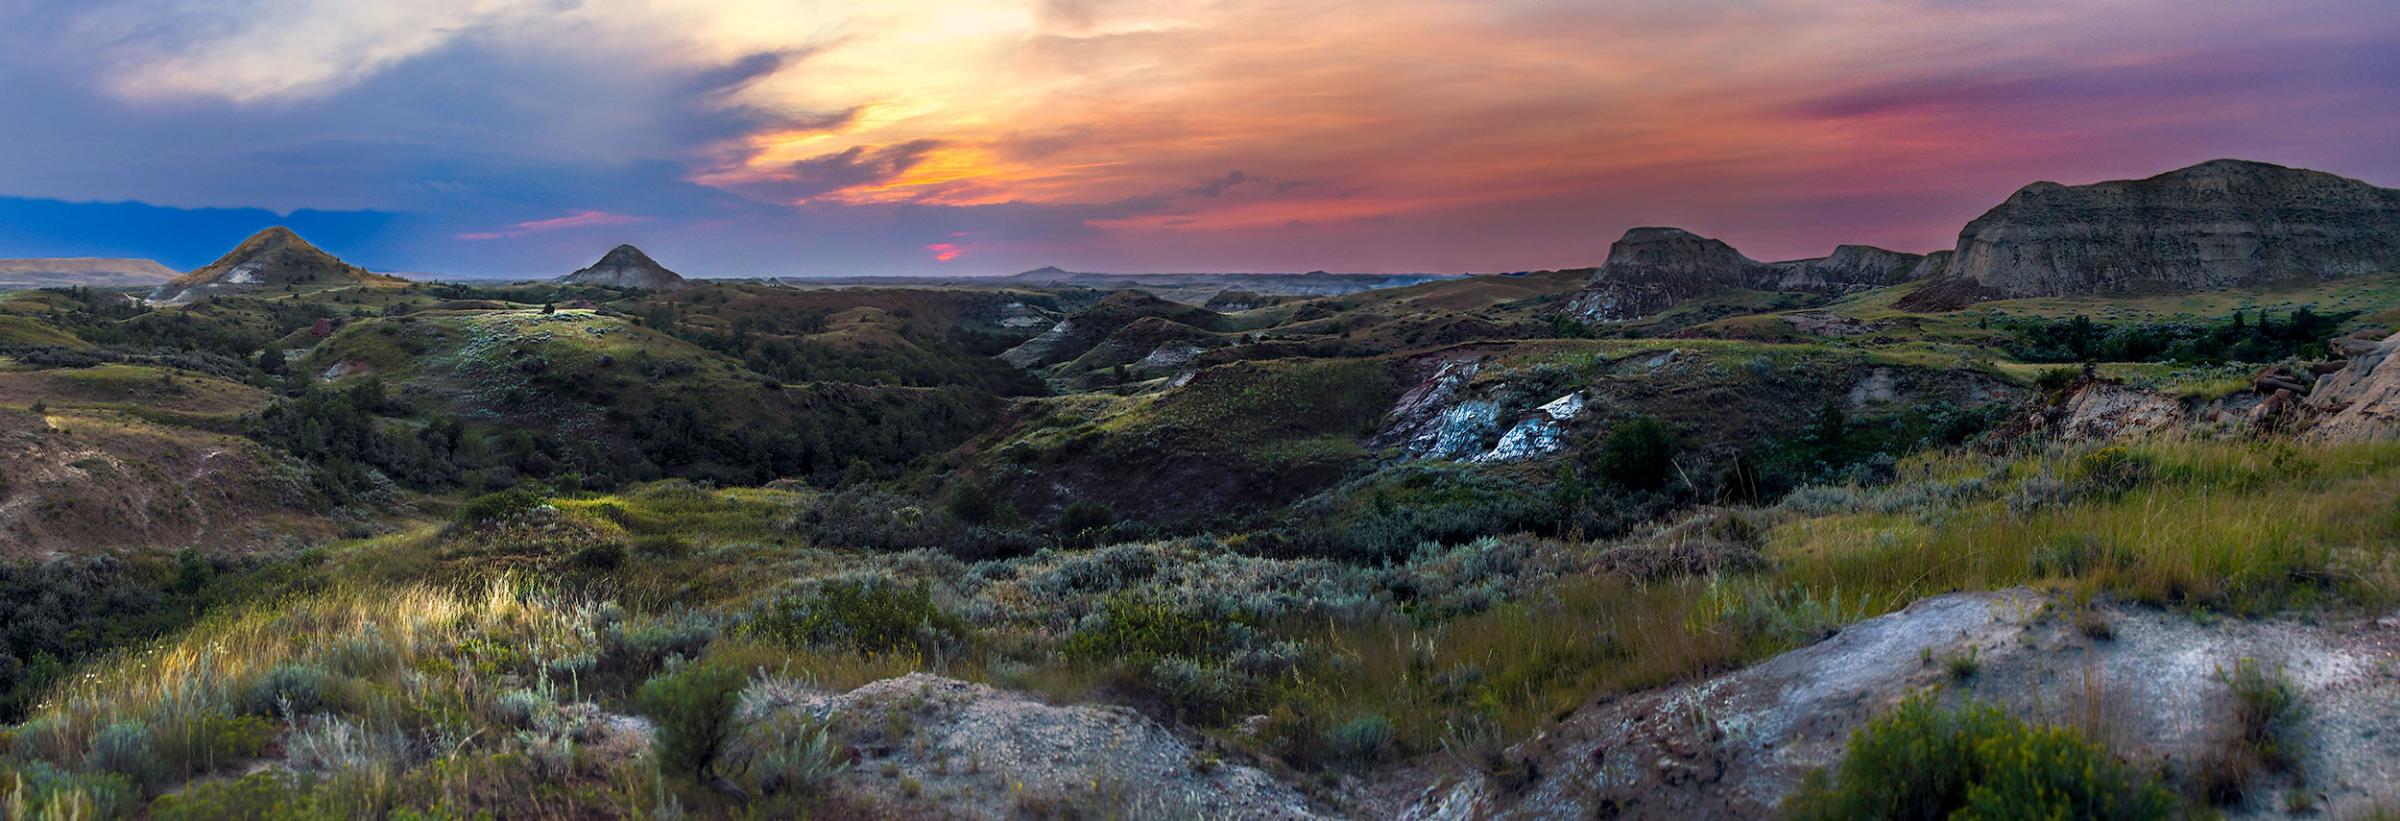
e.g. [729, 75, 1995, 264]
[2, 0, 2396, 277]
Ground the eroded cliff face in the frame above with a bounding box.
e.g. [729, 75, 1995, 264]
[1950, 159, 2400, 297]
[1766, 244, 1926, 291]
[1564, 228, 1927, 321]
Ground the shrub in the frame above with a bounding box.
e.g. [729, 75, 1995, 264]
[2035, 366, 2082, 392]
[1597, 417, 1678, 491]
[633, 534, 692, 559]
[0, 760, 135, 818]
[1784, 695, 2176, 820]
[1255, 705, 1327, 771]
[150, 771, 307, 819]
[87, 721, 165, 788]
[636, 663, 747, 781]
[239, 664, 335, 716]
[455, 488, 545, 525]
[1325, 715, 1396, 768]
[282, 715, 407, 776]
[741, 578, 968, 655]
[1060, 596, 1239, 664]
[607, 610, 718, 670]
[1145, 657, 1239, 723]
[2073, 447, 2153, 498]
[158, 713, 274, 776]
[2029, 532, 2128, 578]
[1058, 501, 1116, 545]
[2195, 659, 2307, 804]
[1943, 646, 1982, 682]
[739, 713, 850, 797]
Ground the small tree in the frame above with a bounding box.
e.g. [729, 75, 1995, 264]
[1597, 417, 1678, 491]
[1058, 500, 1115, 545]
[636, 663, 746, 783]
[256, 342, 286, 375]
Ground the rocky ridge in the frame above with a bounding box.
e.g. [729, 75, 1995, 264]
[1564, 228, 1926, 321]
[1947, 159, 2400, 297]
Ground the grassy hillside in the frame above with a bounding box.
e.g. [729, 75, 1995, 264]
[8, 253, 2400, 816]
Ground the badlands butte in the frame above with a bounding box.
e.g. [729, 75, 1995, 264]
[6, 159, 2400, 817]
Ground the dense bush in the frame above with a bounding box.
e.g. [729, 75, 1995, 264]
[454, 488, 546, 524]
[636, 663, 748, 782]
[1999, 308, 2348, 365]
[1595, 416, 1678, 490]
[0, 554, 313, 722]
[740, 578, 969, 656]
[1060, 595, 1245, 663]
[1325, 714, 1397, 769]
[1784, 695, 2177, 819]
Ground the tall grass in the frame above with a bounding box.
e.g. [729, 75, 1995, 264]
[1768, 439, 2400, 617]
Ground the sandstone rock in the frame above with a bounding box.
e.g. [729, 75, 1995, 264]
[1407, 588, 2400, 819]
[2041, 382, 2190, 441]
[1564, 228, 1773, 321]
[1565, 227, 1928, 320]
[1766, 244, 1926, 291]
[1948, 159, 2400, 297]
[2306, 331, 2400, 441]
[744, 673, 1318, 819]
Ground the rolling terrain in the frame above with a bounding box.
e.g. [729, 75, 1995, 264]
[7, 160, 2400, 817]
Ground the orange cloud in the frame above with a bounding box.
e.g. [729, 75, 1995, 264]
[457, 210, 647, 240]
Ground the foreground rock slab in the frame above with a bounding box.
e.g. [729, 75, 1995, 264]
[1409, 589, 2400, 819]
[756, 673, 1321, 819]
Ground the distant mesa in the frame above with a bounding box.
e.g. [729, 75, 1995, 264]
[0, 257, 178, 288]
[1572, 158, 2400, 320]
[150, 226, 390, 305]
[1939, 159, 2400, 298]
[556, 244, 690, 291]
[1565, 227, 1924, 321]
[1004, 265, 1081, 284]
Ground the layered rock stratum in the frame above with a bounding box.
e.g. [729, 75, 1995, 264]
[1947, 159, 2400, 297]
[1565, 227, 1924, 320]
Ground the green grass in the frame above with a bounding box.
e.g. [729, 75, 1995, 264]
[0, 315, 89, 348]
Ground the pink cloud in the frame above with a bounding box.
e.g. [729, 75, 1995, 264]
[458, 210, 648, 241]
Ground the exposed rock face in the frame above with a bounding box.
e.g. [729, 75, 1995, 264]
[1907, 249, 1954, 280]
[556, 244, 690, 291]
[2306, 331, 2400, 441]
[1408, 587, 2400, 819]
[1566, 227, 1926, 320]
[150, 227, 381, 304]
[1474, 392, 1585, 463]
[1767, 244, 1926, 290]
[2048, 382, 2192, 440]
[1565, 228, 1771, 321]
[1949, 159, 2400, 297]
[743, 673, 1319, 819]
[1374, 359, 1493, 459]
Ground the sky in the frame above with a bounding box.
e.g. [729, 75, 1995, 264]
[1, 0, 2396, 278]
